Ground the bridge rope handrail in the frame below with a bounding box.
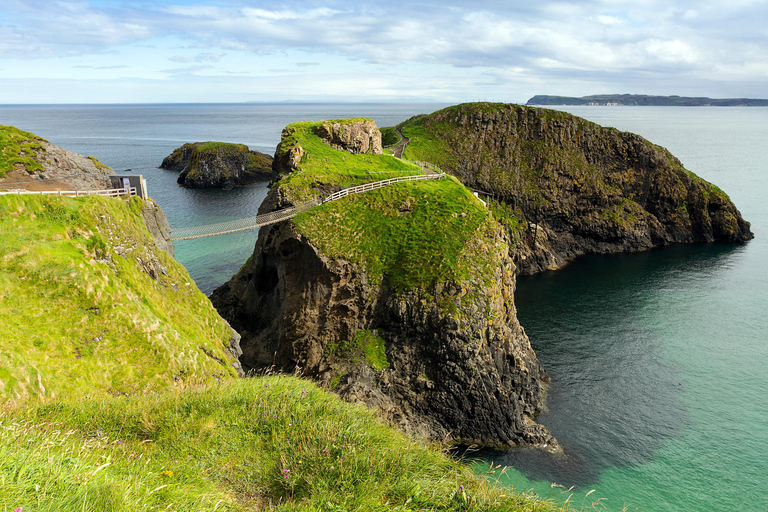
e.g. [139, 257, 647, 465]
[170, 171, 446, 241]
[0, 187, 137, 198]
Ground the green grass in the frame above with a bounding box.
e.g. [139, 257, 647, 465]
[195, 141, 249, 152]
[380, 126, 401, 147]
[0, 194, 239, 401]
[326, 329, 390, 370]
[276, 121, 422, 203]
[399, 118, 457, 169]
[87, 155, 110, 171]
[293, 177, 496, 291]
[0, 125, 47, 177]
[1, 376, 571, 512]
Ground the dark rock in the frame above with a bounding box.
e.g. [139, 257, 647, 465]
[211, 120, 558, 450]
[410, 103, 753, 274]
[160, 142, 273, 189]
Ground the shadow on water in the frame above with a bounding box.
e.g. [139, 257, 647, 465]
[481, 242, 748, 488]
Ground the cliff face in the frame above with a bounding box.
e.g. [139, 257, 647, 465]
[0, 125, 113, 191]
[160, 142, 273, 189]
[315, 119, 383, 155]
[211, 119, 556, 450]
[400, 103, 753, 274]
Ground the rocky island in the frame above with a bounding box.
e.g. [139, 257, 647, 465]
[398, 103, 752, 274]
[212, 104, 752, 454]
[160, 141, 273, 188]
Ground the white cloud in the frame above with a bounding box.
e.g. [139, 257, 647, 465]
[0, 0, 767, 102]
[169, 52, 225, 63]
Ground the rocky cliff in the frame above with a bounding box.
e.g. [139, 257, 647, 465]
[0, 125, 113, 192]
[160, 142, 273, 189]
[399, 103, 753, 274]
[315, 119, 383, 155]
[211, 119, 557, 450]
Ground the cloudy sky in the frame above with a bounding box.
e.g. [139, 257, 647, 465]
[1, 0, 767, 104]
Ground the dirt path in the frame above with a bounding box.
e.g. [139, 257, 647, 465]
[393, 127, 410, 159]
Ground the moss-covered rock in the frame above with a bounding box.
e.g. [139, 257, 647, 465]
[399, 102, 753, 274]
[160, 141, 273, 189]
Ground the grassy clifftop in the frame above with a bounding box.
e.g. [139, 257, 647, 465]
[2, 376, 568, 511]
[293, 178, 497, 292]
[0, 194, 240, 401]
[274, 120, 422, 203]
[270, 119, 498, 292]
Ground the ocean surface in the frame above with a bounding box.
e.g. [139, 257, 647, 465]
[1, 103, 765, 511]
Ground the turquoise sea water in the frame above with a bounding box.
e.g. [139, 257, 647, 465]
[480, 107, 768, 511]
[1, 104, 765, 511]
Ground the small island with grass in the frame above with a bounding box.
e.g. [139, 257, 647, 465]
[160, 141, 273, 189]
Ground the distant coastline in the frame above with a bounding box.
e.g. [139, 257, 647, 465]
[527, 94, 768, 107]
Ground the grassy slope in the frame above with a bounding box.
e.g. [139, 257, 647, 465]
[0, 194, 239, 401]
[1, 376, 568, 512]
[0, 125, 47, 177]
[276, 120, 423, 203]
[399, 103, 731, 209]
[275, 119, 500, 293]
[293, 178, 496, 292]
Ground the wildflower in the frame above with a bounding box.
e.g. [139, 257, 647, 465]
[15, 508, 22, 512]
[161, 470, 174, 477]
[322, 449, 327, 453]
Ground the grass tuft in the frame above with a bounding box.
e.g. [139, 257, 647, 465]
[0, 125, 47, 177]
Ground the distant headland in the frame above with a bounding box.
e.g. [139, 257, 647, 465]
[527, 94, 768, 106]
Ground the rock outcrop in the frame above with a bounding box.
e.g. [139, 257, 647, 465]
[212, 106, 753, 452]
[211, 118, 558, 450]
[315, 120, 382, 155]
[160, 142, 273, 189]
[399, 103, 753, 274]
[0, 126, 113, 192]
[141, 198, 175, 258]
[212, 216, 556, 450]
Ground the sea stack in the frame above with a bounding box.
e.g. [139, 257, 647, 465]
[160, 141, 273, 189]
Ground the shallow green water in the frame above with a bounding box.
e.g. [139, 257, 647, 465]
[479, 107, 768, 511]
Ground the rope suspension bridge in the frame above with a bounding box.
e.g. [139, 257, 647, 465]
[170, 169, 446, 241]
